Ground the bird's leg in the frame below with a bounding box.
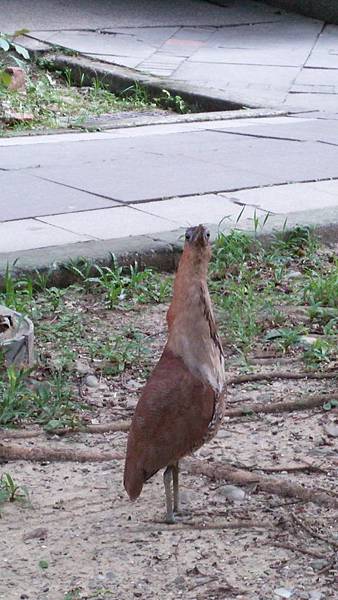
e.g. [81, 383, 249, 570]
[172, 462, 180, 514]
[163, 466, 175, 524]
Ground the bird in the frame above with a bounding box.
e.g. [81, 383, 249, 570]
[124, 224, 225, 523]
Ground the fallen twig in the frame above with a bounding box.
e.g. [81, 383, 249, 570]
[226, 371, 338, 386]
[0, 443, 123, 463]
[234, 461, 327, 474]
[183, 458, 338, 510]
[0, 420, 131, 440]
[223, 392, 338, 418]
[292, 513, 338, 550]
[269, 541, 327, 559]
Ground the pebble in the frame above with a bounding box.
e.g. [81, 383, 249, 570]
[310, 559, 327, 571]
[274, 588, 294, 599]
[75, 359, 92, 375]
[323, 423, 338, 438]
[309, 592, 322, 600]
[218, 485, 246, 501]
[84, 374, 99, 388]
[286, 270, 302, 280]
[298, 336, 318, 347]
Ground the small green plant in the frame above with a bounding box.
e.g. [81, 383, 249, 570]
[0, 31, 29, 86]
[155, 89, 190, 113]
[64, 589, 81, 600]
[304, 263, 338, 308]
[323, 398, 338, 411]
[211, 230, 254, 278]
[0, 472, 29, 506]
[265, 326, 304, 353]
[0, 366, 32, 426]
[303, 338, 334, 367]
[38, 559, 49, 570]
[86, 329, 150, 376]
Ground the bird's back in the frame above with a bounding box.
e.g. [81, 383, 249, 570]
[124, 347, 217, 501]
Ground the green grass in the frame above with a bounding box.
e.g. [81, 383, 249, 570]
[0, 55, 190, 135]
[0, 226, 336, 430]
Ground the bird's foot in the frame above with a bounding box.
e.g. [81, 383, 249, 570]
[165, 512, 176, 525]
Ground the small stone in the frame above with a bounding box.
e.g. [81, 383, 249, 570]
[218, 485, 246, 501]
[126, 379, 143, 391]
[5, 66, 26, 91]
[309, 592, 322, 600]
[310, 559, 327, 571]
[75, 359, 92, 375]
[2, 109, 34, 124]
[323, 423, 338, 438]
[23, 527, 48, 541]
[85, 375, 99, 388]
[174, 576, 185, 590]
[274, 588, 294, 599]
[127, 398, 138, 410]
[299, 336, 318, 347]
[286, 270, 302, 280]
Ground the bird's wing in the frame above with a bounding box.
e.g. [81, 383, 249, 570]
[124, 347, 215, 500]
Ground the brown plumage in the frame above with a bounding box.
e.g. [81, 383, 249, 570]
[124, 224, 225, 523]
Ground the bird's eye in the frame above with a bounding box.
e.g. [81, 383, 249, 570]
[185, 232, 191, 241]
[206, 232, 210, 239]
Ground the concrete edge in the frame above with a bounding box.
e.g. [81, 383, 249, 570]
[45, 53, 249, 112]
[1, 207, 337, 290]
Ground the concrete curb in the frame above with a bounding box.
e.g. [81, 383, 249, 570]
[1, 207, 337, 290]
[45, 53, 249, 112]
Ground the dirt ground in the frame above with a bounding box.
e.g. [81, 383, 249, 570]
[0, 301, 337, 600]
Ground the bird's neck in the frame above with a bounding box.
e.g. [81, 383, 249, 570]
[166, 256, 224, 393]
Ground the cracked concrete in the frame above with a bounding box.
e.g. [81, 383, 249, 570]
[1, 1, 338, 280]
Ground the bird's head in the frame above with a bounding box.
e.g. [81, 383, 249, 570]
[183, 224, 212, 265]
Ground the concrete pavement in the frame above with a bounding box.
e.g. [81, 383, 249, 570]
[1, 1, 338, 278]
[1, 112, 338, 276]
[7, 0, 338, 113]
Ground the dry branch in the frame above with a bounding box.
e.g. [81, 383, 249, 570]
[292, 513, 338, 550]
[236, 462, 327, 474]
[0, 420, 131, 440]
[270, 541, 327, 560]
[0, 443, 123, 463]
[223, 393, 338, 418]
[184, 458, 338, 510]
[226, 371, 338, 386]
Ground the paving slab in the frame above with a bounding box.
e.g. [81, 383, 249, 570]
[1, 0, 281, 31]
[0, 219, 93, 253]
[214, 117, 338, 144]
[129, 194, 261, 227]
[38, 205, 180, 238]
[0, 172, 118, 222]
[220, 180, 338, 214]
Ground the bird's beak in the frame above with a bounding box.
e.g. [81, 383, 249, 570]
[193, 224, 209, 246]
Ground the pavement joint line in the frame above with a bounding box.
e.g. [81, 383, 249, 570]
[303, 21, 326, 70]
[33, 216, 101, 241]
[32, 175, 126, 206]
[206, 129, 304, 143]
